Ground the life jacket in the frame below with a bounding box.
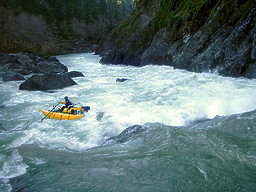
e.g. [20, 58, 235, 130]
[62, 106, 84, 114]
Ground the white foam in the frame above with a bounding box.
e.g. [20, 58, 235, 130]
[0, 150, 28, 179]
[1, 53, 256, 152]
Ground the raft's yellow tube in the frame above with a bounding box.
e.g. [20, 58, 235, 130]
[40, 109, 84, 120]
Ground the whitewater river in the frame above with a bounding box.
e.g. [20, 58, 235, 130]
[1, 53, 256, 191]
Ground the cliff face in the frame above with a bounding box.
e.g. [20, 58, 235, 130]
[99, 0, 256, 78]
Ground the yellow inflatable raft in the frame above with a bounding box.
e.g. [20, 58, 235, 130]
[40, 109, 85, 120]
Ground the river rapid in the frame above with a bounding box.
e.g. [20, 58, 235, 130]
[0, 53, 256, 191]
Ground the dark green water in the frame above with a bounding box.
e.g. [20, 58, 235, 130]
[9, 111, 256, 191]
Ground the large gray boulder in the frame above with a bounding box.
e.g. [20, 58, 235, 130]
[34, 60, 68, 74]
[19, 73, 77, 91]
[0, 52, 68, 76]
[0, 52, 37, 75]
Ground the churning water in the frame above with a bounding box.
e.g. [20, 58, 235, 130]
[0, 53, 256, 191]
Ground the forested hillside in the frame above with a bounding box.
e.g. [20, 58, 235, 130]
[0, 0, 134, 55]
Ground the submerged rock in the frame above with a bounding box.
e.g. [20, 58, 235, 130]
[19, 73, 77, 91]
[96, 112, 105, 121]
[116, 78, 130, 82]
[104, 124, 147, 145]
[0, 123, 6, 132]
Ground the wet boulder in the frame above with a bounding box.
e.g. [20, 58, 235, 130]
[104, 124, 147, 145]
[116, 78, 130, 82]
[67, 71, 84, 78]
[34, 57, 68, 74]
[19, 73, 77, 91]
[3, 72, 25, 81]
[0, 52, 37, 75]
[34, 61, 67, 74]
[0, 52, 68, 76]
[48, 56, 59, 62]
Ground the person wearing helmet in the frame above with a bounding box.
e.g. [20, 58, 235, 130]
[60, 96, 74, 112]
[64, 96, 73, 108]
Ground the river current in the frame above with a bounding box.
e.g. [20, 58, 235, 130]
[0, 53, 256, 191]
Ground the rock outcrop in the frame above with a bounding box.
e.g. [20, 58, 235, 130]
[2, 72, 26, 81]
[0, 52, 84, 90]
[98, 0, 256, 79]
[67, 71, 85, 78]
[19, 73, 77, 91]
[0, 52, 67, 77]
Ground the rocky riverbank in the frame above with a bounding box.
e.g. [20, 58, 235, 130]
[0, 52, 84, 91]
[0, 52, 67, 77]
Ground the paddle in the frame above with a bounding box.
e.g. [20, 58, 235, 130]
[41, 102, 60, 121]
